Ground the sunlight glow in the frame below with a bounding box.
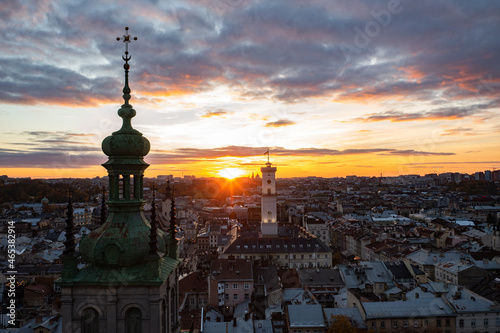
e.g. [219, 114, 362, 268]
[217, 167, 245, 179]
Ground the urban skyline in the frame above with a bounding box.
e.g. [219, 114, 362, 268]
[1, 0, 499, 179]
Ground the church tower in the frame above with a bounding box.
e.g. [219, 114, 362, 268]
[58, 27, 181, 333]
[260, 150, 278, 236]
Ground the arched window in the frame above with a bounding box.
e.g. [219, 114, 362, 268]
[126, 307, 142, 333]
[82, 308, 99, 333]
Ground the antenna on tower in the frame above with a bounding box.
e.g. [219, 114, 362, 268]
[264, 149, 271, 166]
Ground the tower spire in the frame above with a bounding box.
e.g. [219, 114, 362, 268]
[58, 27, 181, 332]
[100, 186, 107, 226]
[169, 184, 178, 259]
[63, 188, 75, 254]
[149, 187, 159, 256]
[170, 185, 176, 237]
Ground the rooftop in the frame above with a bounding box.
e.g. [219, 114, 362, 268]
[224, 237, 331, 254]
[287, 304, 326, 328]
[362, 298, 454, 319]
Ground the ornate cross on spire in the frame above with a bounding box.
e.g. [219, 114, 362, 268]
[116, 27, 137, 106]
[116, 27, 137, 65]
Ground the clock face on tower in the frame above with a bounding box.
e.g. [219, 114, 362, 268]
[267, 180, 272, 184]
[268, 211, 272, 215]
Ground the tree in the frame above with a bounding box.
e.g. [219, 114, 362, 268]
[331, 251, 343, 267]
[486, 212, 496, 225]
[327, 315, 359, 333]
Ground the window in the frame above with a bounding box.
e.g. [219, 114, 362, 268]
[371, 322, 376, 328]
[233, 283, 238, 289]
[82, 308, 99, 333]
[437, 319, 441, 327]
[459, 319, 464, 327]
[445, 319, 450, 327]
[485, 318, 489, 327]
[472, 319, 476, 327]
[245, 293, 249, 300]
[224, 283, 229, 289]
[125, 307, 142, 333]
[190, 298, 195, 305]
[497, 318, 500, 326]
[225, 294, 229, 300]
[233, 294, 238, 300]
[393, 321, 398, 328]
[244, 283, 250, 290]
[414, 320, 418, 327]
[403, 320, 408, 327]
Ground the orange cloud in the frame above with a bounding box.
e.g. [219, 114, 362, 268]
[200, 109, 234, 118]
[265, 119, 296, 127]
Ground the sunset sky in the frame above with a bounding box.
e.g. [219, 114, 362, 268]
[1, 0, 499, 179]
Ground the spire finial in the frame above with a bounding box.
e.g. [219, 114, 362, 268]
[116, 27, 137, 66]
[116, 27, 137, 106]
[63, 188, 75, 255]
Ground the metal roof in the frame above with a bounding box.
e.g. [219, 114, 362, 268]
[287, 304, 326, 327]
[363, 298, 454, 319]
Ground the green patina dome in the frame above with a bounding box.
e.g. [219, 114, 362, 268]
[79, 214, 168, 267]
[102, 104, 150, 157]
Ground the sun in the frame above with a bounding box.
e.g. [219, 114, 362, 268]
[217, 167, 245, 180]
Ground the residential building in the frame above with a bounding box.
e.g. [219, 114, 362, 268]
[210, 259, 254, 313]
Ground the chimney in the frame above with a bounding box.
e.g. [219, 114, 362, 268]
[415, 293, 419, 299]
[402, 293, 407, 301]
